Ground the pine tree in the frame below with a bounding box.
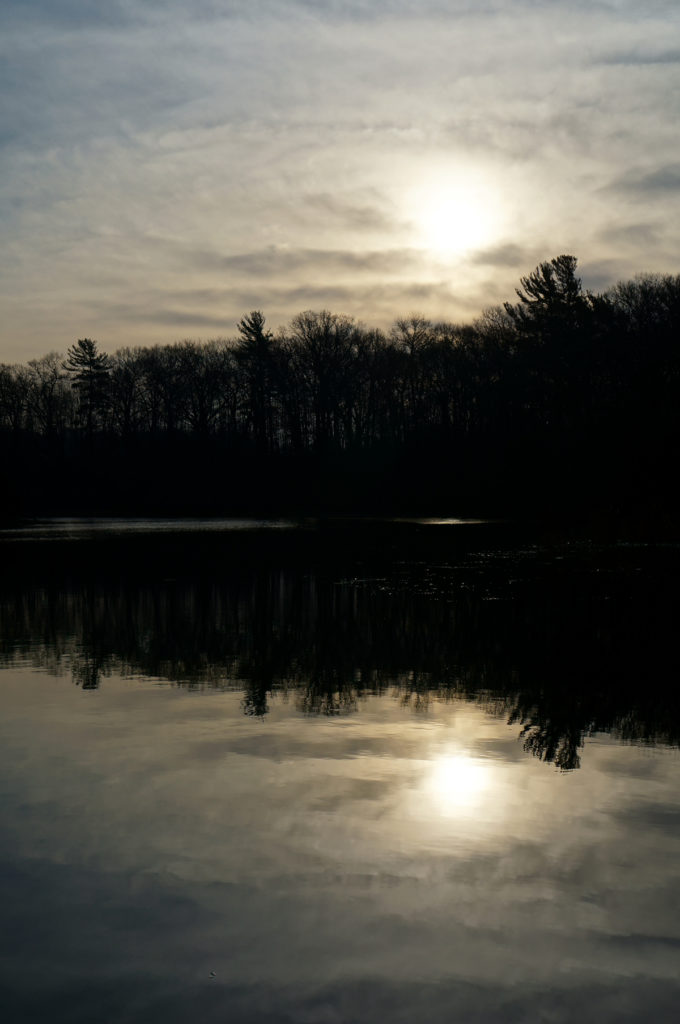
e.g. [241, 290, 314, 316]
[235, 311, 277, 451]
[64, 338, 110, 439]
[504, 255, 585, 332]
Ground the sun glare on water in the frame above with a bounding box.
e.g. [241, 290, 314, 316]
[428, 754, 492, 812]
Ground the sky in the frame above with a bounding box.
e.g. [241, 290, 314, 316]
[1, 0, 679, 361]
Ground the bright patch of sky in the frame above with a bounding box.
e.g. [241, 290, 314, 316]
[1, 0, 679, 358]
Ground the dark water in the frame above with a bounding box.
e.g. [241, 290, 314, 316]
[1, 519, 679, 1023]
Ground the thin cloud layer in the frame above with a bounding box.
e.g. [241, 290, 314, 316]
[1, 0, 679, 358]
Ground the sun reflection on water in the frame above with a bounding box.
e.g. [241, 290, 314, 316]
[427, 753, 494, 814]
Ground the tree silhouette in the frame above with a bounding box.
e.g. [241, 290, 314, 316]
[27, 353, 72, 441]
[64, 338, 111, 440]
[287, 310, 358, 451]
[235, 311, 278, 452]
[2, 256, 680, 519]
[504, 255, 585, 329]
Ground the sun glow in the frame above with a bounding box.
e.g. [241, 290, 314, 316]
[409, 174, 501, 258]
[428, 754, 492, 812]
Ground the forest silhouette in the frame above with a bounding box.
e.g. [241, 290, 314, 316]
[1, 255, 679, 520]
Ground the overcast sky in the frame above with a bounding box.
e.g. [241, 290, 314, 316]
[1, 0, 679, 360]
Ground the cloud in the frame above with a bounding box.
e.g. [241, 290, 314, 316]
[71, 274, 464, 341]
[2, 0, 680, 356]
[302, 191, 400, 232]
[0, 1, 135, 31]
[218, 246, 420, 277]
[598, 48, 680, 65]
[578, 258, 632, 293]
[607, 164, 680, 197]
[598, 222, 662, 247]
[470, 243, 537, 269]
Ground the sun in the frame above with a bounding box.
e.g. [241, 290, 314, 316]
[408, 174, 501, 258]
[420, 193, 493, 256]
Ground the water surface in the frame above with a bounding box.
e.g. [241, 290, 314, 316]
[1, 519, 679, 1022]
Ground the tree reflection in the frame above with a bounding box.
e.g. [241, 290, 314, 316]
[2, 541, 679, 771]
[71, 651, 104, 691]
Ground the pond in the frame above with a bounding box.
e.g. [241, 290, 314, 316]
[1, 519, 679, 1022]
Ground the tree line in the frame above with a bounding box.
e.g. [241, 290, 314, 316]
[2, 255, 679, 517]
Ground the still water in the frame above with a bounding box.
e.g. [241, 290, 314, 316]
[1, 520, 679, 1022]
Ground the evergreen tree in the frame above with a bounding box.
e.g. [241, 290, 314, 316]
[235, 311, 277, 451]
[504, 254, 585, 330]
[64, 338, 110, 439]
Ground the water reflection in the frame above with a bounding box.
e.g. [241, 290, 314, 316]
[0, 515, 299, 538]
[427, 753, 493, 812]
[1, 527, 680, 1022]
[1, 552, 679, 770]
[1, 675, 678, 1023]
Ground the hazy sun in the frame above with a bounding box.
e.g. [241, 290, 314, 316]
[409, 175, 501, 258]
